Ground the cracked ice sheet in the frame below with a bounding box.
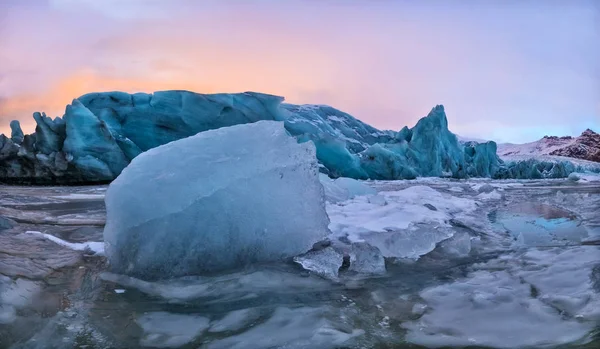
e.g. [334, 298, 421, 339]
[515, 247, 600, 320]
[326, 186, 479, 258]
[404, 246, 600, 348]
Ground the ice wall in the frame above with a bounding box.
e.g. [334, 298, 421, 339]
[1, 90, 597, 184]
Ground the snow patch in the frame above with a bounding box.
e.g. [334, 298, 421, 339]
[25, 231, 104, 255]
[326, 186, 478, 259]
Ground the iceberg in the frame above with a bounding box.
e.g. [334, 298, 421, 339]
[319, 173, 376, 203]
[0, 91, 284, 184]
[103, 121, 330, 278]
[2, 90, 599, 184]
[293, 247, 345, 281]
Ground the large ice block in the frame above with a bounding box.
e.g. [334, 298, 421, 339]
[103, 121, 330, 278]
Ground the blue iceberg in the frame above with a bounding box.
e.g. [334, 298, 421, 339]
[104, 121, 330, 278]
[1, 90, 598, 184]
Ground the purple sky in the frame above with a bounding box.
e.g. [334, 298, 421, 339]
[1, 0, 598, 143]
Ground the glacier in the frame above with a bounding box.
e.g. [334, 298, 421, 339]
[1, 90, 599, 184]
[103, 120, 330, 278]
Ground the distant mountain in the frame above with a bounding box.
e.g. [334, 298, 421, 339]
[497, 129, 600, 163]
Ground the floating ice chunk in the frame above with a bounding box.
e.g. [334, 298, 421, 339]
[294, 247, 344, 281]
[447, 186, 464, 193]
[332, 177, 376, 198]
[348, 243, 386, 274]
[326, 185, 477, 258]
[568, 173, 580, 181]
[360, 227, 454, 259]
[319, 174, 376, 203]
[137, 312, 209, 348]
[320, 174, 348, 203]
[204, 307, 363, 349]
[477, 183, 495, 193]
[104, 121, 330, 278]
[437, 232, 472, 257]
[575, 172, 600, 182]
[477, 190, 502, 201]
[328, 186, 470, 235]
[25, 231, 104, 255]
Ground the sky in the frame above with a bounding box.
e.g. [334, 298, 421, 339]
[0, 0, 598, 143]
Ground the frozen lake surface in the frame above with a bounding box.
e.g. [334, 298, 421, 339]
[1, 177, 599, 348]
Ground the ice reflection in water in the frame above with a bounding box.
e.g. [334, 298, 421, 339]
[490, 203, 589, 246]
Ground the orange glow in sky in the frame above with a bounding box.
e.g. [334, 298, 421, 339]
[1, 1, 598, 143]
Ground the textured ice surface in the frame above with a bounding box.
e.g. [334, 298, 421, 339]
[404, 269, 593, 348]
[104, 121, 330, 278]
[5, 90, 594, 184]
[326, 185, 477, 259]
[574, 172, 600, 182]
[294, 247, 344, 280]
[436, 232, 472, 257]
[498, 155, 600, 180]
[294, 243, 386, 278]
[0, 91, 283, 183]
[404, 246, 600, 348]
[319, 173, 376, 203]
[2, 177, 599, 349]
[348, 242, 386, 274]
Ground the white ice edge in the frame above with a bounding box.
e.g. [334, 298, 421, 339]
[25, 231, 104, 256]
[52, 193, 106, 200]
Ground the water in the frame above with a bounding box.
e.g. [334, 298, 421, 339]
[0, 179, 599, 348]
[490, 203, 589, 246]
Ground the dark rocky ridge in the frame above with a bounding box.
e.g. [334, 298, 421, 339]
[549, 129, 600, 163]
